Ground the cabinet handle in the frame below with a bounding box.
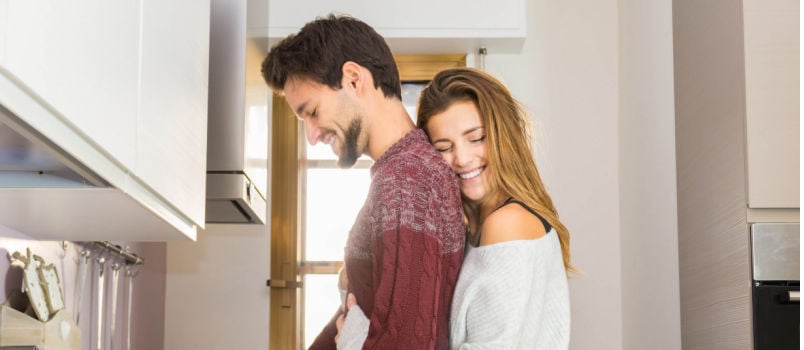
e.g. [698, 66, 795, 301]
[787, 291, 800, 302]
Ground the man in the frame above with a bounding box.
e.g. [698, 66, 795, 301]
[261, 15, 466, 349]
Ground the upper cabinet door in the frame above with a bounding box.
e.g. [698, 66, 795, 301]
[0, 1, 211, 240]
[743, 0, 800, 209]
[266, 0, 525, 52]
[269, 0, 523, 37]
[2, 1, 140, 172]
[138, 0, 211, 226]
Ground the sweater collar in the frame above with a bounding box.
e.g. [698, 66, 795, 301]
[371, 129, 428, 174]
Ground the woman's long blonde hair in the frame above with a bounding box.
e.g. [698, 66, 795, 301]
[417, 68, 575, 273]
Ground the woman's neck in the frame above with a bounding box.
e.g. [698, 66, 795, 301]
[464, 192, 510, 244]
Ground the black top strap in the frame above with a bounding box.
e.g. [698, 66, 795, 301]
[474, 197, 552, 246]
[497, 197, 553, 233]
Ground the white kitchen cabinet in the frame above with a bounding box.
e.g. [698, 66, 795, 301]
[138, 0, 210, 226]
[0, 1, 211, 241]
[0, 1, 7, 69]
[742, 0, 799, 209]
[267, 0, 525, 53]
[2, 1, 140, 171]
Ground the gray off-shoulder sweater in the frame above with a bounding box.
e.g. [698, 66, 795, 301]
[449, 230, 570, 349]
[338, 230, 570, 350]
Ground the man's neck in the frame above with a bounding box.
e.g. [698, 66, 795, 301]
[364, 99, 416, 161]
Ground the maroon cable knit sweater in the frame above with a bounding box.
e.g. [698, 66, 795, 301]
[309, 129, 465, 350]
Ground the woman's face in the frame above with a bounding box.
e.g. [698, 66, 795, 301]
[426, 100, 492, 204]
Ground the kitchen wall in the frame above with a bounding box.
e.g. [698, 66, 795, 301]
[617, 0, 681, 348]
[163, 223, 271, 349]
[0, 1, 682, 349]
[161, 1, 681, 350]
[0, 226, 166, 350]
[476, 0, 680, 348]
[485, 1, 623, 348]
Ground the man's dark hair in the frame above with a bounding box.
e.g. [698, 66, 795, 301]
[261, 14, 401, 100]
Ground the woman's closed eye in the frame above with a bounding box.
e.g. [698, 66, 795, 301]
[434, 145, 452, 153]
[470, 135, 486, 143]
[432, 140, 453, 153]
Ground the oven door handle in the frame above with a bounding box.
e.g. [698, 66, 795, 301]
[786, 291, 800, 303]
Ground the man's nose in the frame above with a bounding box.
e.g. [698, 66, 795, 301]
[304, 119, 321, 145]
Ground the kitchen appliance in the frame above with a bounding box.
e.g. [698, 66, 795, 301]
[204, 0, 268, 224]
[751, 223, 799, 350]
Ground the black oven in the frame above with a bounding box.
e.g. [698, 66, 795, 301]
[751, 223, 799, 350]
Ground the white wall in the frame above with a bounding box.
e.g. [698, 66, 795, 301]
[483, 1, 623, 348]
[163, 223, 271, 349]
[0, 227, 166, 350]
[618, 0, 681, 349]
[484, 0, 680, 349]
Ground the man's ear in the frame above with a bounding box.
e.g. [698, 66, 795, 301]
[341, 61, 363, 92]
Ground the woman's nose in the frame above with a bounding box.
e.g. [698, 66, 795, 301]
[452, 145, 473, 167]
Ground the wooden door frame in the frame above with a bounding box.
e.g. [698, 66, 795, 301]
[269, 96, 303, 350]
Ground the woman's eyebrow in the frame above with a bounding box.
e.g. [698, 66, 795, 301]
[462, 126, 485, 136]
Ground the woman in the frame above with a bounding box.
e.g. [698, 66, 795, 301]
[337, 68, 573, 349]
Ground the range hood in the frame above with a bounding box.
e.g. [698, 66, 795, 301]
[204, 0, 268, 225]
[0, 91, 199, 242]
[0, 109, 106, 189]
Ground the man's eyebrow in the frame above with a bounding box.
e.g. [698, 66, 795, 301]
[295, 101, 309, 117]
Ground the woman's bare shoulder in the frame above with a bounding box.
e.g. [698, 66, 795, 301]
[479, 203, 547, 246]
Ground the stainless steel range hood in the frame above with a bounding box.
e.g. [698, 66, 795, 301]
[204, 0, 268, 225]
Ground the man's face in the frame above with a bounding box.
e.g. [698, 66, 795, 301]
[284, 77, 365, 168]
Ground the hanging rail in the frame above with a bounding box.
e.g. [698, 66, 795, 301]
[91, 241, 144, 266]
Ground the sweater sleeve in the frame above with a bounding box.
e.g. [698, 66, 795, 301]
[361, 162, 449, 349]
[336, 305, 369, 350]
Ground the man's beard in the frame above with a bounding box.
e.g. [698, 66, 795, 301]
[337, 118, 362, 168]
